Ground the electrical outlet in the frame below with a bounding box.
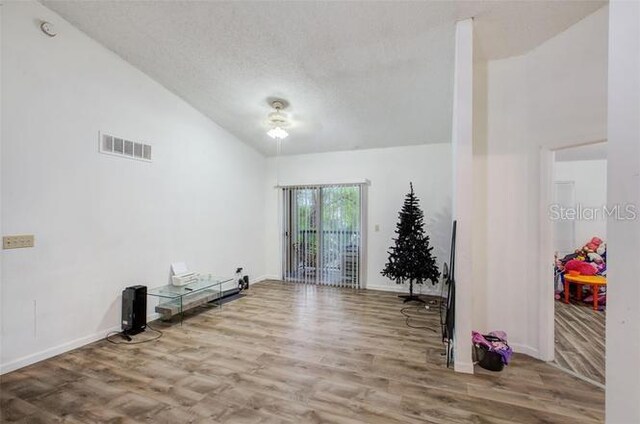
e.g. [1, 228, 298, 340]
[3, 235, 35, 249]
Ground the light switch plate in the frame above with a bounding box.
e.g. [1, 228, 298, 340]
[3, 235, 35, 249]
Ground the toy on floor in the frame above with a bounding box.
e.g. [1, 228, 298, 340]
[565, 259, 598, 275]
[554, 236, 607, 308]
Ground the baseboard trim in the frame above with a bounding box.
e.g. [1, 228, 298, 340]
[549, 361, 605, 389]
[0, 323, 121, 375]
[251, 275, 279, 284]
[454, 361, 475, 374]
[252, 279, 442, 295]
[365, 283, 441, 296]
[1, 306, 169, 375]
[0, 278, 266, 375]
[510, 342, 540, 359]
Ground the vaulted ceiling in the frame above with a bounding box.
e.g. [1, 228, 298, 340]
[44, 1, 605, 156]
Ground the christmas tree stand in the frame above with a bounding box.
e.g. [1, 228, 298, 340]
[399, 282, 425, 303]
[398, 294, 425, 303]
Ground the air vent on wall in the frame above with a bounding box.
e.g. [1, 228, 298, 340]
[99, 132, 152, 162]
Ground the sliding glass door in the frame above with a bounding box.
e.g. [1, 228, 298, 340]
[282, 185, 363, 288]
[283, 187, 320, 284]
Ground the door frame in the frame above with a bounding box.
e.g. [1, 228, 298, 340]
[539, 141, 607, 362]
[539, 147, 555, 361]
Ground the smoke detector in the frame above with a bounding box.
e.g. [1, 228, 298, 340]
[40, 21, 57, 37]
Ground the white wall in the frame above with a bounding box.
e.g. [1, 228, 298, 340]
[605, 0, 640, 422]
[1, 2, 266, 372]
[554, 158, 607, 248]
[472, 43, 489, 334]
[0, 3, 4, 369]
[473, 6, 608, 357]
[451, 19, 474, 374]
[264, 144, 452, 294]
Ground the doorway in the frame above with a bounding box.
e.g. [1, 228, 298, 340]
[282, 184, 364, 288]
[551, 142, 607, 386]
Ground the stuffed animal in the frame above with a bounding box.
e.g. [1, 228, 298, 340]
[562, 252, 579, 262]
[581, 237, 604, 254]
[596, 262, 606, 275]
[587, 252, 604, 263]
[565, 259, 598, 275]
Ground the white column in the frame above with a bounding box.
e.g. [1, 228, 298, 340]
[452, 18, 474, 374]
[606, 1, 640, 422]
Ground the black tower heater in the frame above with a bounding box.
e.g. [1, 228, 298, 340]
[122, 285, 147, 335]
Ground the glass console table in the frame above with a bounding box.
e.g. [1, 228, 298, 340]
[147, 276, 234, 323]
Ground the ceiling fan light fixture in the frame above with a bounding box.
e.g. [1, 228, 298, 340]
[266, 99, 290, 140]
[267, 126, 289, 140]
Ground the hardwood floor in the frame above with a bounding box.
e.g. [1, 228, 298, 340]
[1, 281, 604, 423]
[554, 299, 606, 385]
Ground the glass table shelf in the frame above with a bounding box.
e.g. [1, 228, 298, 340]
[147, 276, 234, 323]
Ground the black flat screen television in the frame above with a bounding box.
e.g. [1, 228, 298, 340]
[440, 220, 456, 368]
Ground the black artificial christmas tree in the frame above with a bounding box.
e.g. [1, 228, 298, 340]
[382, 183, 440, 303]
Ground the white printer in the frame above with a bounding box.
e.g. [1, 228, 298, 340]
[170, 262, 199, 286]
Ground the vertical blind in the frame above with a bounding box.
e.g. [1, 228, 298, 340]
[282, 184, 363, 288]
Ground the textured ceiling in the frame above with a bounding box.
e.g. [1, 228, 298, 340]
[43, 1, 605, 156]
